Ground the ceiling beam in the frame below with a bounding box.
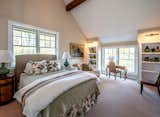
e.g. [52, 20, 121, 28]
[66, 0, 87, 11]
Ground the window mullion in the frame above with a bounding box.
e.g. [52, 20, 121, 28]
[101, 48, 105, 73]
[36, 30, 40, 53]
[134, 47, 136, 73]
[117, 48, 119, 65]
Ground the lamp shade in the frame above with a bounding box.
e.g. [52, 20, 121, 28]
[0, 50, 11, 63]
[62, 52, 71, 60]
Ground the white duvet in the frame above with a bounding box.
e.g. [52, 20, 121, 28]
[14, 70, 97, 117]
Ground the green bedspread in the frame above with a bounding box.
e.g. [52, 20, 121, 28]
[41, 79, 100, 117]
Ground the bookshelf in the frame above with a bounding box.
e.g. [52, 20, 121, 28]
[142, 52, 160, 55]
[138, 27, 160, 83]
[88, 47, 97, 69]
[139, 43, 160, 83]
[85, 38, 101, 70]
[142, 61, 160, 64]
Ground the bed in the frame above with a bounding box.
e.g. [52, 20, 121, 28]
[14, 54, 100, 117]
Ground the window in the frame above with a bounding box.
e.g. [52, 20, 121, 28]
[102, 46, 137, 74]
[39, 32, 56, 54]
[9, 21, 59, 65]
[104, 48, 117, 65]
[101, 48, 117, 73]
[119, 47, 135, 73]
[13, 26, 37, 57]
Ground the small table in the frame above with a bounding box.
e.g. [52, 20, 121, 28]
[0, 74, 14, 105]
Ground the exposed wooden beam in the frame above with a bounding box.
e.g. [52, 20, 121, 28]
[66, 0, 87, 11]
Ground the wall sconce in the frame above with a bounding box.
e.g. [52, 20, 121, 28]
[144, 33, 160, 41]
[145, 33, 159, 37]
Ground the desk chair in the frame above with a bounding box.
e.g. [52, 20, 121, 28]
[107, 61, 122, 80]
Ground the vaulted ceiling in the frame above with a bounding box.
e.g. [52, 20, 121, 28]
[64, 0, 160, 43]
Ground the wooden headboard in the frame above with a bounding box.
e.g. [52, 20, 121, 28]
[15, 54, 57, 90]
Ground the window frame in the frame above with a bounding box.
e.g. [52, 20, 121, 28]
[101, 45, 138, 75]
[118, 46, 137, 74]
[8, 20, 59, 66]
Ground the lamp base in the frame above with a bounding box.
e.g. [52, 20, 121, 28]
[0, 63, 9, 77]
[64, 59, 69, 67]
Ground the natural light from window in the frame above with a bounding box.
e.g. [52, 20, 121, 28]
[102, 47, 137, 74]
[9, 21, 58, 65]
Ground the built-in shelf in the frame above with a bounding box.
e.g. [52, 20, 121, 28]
[138, 29, 160, 82]
[142, 52, 160, 55]
[142, 61, 160, 64]
[88, 46, 97, 69]
[142, 69, 159, 73]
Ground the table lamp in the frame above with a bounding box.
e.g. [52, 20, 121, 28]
[62, 52, 71, 67]
[0, 50, 11, 76]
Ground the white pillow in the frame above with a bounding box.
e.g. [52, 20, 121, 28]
[24, 61, 33, 75]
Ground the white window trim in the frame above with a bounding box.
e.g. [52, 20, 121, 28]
[8, 20, 59, 66]
[118, 45, 138, 76]
[101, 45, 138, 76]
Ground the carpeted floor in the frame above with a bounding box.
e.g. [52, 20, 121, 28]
[86, 78, 160, 117]
[0, 78, 160, 117]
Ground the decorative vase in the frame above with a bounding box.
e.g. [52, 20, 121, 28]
[64, 59, 69, 67]
[0, 63, 9, 76]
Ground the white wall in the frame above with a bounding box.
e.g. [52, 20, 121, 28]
[70, 0, 160, 43]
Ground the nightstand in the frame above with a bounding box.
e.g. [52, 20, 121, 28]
[0, 74, 14, 105]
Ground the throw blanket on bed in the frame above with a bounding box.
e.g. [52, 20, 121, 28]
[14, 70, 97, 117]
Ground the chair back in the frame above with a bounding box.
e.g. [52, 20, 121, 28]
[108, 61, 116, 73]
[156, 72, 160, 85]
[80, 63, 91, 71]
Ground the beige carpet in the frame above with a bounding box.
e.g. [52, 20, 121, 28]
[0, 78, 160, 117]
[86, 78, 160, 117]
[0, 100, 24, 117]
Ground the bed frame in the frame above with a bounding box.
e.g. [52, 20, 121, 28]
[14, 54, 99, 117]
[15, 54, 57, 90]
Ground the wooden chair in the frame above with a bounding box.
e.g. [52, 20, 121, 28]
[140, 72, 160, 96]
[80, 63, 92, 71]
[107, 61, 122, 80]
[80, 63, 100, 77]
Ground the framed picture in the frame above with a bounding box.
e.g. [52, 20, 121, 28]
[70, 43, 84, 57]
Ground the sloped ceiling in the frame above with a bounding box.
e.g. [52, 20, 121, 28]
[64, 0, 160, 43]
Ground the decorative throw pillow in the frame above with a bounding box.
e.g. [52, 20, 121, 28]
[24, 60, 48, 75]
[47, 60, 60, 72]
[32, 60, 48, 75]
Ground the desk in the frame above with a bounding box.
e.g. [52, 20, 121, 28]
[107, 65, 127, 79]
